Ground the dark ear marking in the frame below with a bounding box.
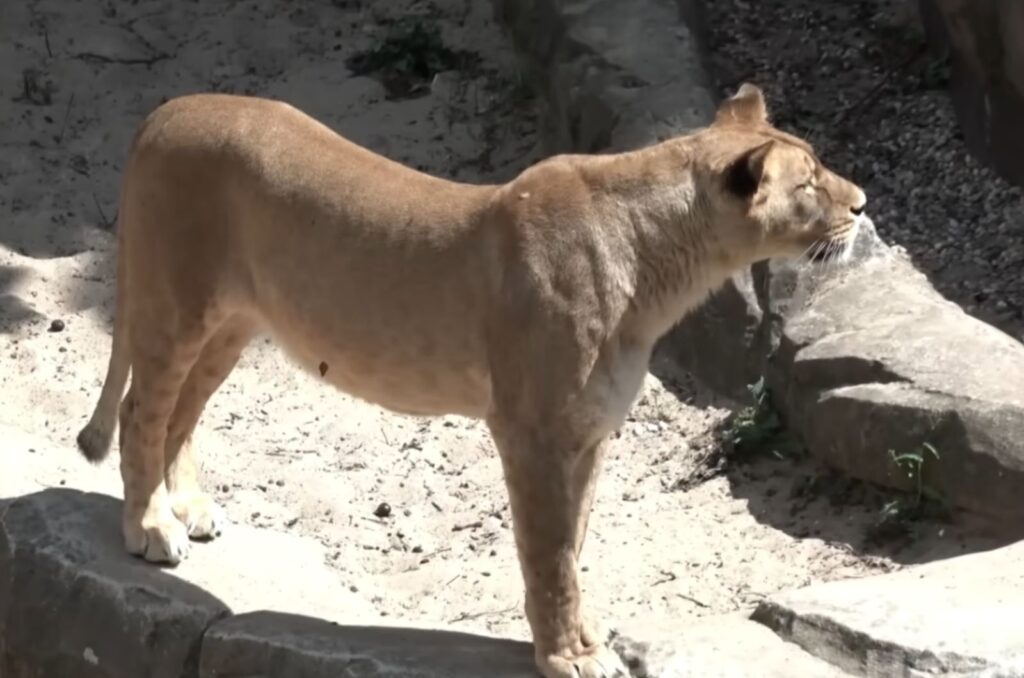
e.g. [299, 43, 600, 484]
[725, 141, 773, 198]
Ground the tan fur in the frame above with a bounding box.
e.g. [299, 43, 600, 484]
[76, 84, 865, 678]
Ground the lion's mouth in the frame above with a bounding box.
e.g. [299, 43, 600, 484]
[808, 238, 849, 262]
[805, 217, 863, 264]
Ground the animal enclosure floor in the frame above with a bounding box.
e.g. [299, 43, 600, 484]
[0, 0, 999, 641]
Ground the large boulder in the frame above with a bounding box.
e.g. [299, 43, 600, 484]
[753, 540, 1024, 677]
[767, 223, 1024, 522]
[0, 489, 229, 678]
[917, 0, 1024, 188]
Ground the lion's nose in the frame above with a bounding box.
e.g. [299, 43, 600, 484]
[850, 188, 867, 216]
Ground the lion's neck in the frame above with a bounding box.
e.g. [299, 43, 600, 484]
[588, 142, 750, 341]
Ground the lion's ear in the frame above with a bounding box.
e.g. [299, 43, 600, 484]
[724, 141, 773, 198]
[714, 83, 768, 127]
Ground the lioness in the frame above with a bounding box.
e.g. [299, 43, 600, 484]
[77, 83, 866, 677]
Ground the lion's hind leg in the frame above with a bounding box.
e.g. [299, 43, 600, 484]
[164, 315, 256, 540]
[119, 312, 211, 565]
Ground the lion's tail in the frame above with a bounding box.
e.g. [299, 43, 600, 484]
[76, 221, 131, 463]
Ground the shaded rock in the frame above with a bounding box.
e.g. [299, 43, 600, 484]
[918, 0, 1024, 188]
[0, 488, 229, 678]
[656, 265, 769, 403]
[767, 224, 1024, 522]
[612, 614, 854, 677]
[752, 541, 1024, 677]
[199, 611, 537, 678]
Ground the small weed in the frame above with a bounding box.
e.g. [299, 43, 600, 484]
[918, 54, 951, 91]
[722, 378, 803, 461]
[345, 18, 481, 100]
[866, 442, 948, 545]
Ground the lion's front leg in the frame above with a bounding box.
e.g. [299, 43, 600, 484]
[489, 421, 626, 678]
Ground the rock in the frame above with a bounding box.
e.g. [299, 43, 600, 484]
[656, 265, 770, 403]
[752, 541, 1024, 677]
[491, 0, 715, 154]
[612, 614, 854, 677]
[199, 611, 538, 678]
[918, 0, 1024, 188]
[0, 488, 230, 678]
[767, 223, 1024, 522]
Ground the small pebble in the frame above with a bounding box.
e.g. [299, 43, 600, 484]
[374, 502, 392, 518]
[48, 319, 65, 332]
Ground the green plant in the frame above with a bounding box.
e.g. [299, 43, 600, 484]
[345, 18, 480, 99]
[723, 378, 802, 461]
[889, 442, 943, 507]
[870, 442, 948, 543]
[918, 54, 951, 91]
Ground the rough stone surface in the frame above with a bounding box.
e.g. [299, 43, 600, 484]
[612, 615, 854, 677]
[199, 612, 538, 678]
[767, 224, 1024, 523]
[0, 489, 229, 678]
[918, 0, 1024, 189]
[753, 541, 1024, 677]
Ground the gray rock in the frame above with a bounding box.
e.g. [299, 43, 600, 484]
[199, 611, 538, 678]
[0, 489, 229, 678]
[656, 268, 768, 403]
[918, 0, 1024, 189]
[612, 614, 854, 677]
[767, 225, 1024, 522]
[752, 541, 1024, 677]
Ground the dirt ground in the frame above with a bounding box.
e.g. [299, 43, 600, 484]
[0, 0, 1001, 643]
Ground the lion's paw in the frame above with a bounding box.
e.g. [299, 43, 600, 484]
[124, 509, 190, 565]
[581, 611, 612, 647]
[538, 644, 629, 678]
[171, 492, 227, 540]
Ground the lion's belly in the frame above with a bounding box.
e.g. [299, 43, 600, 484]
[253, 288, 493, 420]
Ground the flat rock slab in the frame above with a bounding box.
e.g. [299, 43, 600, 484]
[199, 611, 538, 678]
[0, 488, 230, 678]
[613, 614, 854, 677]
[753, 541, 1024, 677]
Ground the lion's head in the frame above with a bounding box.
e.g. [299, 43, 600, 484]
[702, 83, 868, 265]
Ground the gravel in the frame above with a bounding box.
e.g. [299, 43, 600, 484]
[703, 0, 1024, 343]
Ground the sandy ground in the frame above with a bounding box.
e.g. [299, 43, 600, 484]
[0, 0, 1001, 643]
